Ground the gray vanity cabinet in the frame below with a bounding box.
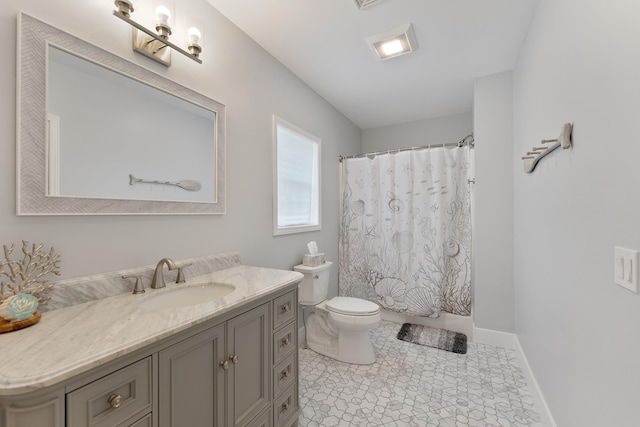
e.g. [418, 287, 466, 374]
[158, 303, 270, 427]
[0, 285, 300, 427]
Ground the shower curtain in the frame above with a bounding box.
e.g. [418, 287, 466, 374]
[338, 146, 471, 317]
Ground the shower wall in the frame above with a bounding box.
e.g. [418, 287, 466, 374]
[361, 113, 472, 153]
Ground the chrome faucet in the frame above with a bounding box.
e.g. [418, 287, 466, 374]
[150, 258, 176, 289]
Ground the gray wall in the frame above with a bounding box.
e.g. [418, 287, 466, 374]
[472, 71, 514, 333]
[2, 0, 360, 291]
[513, 0, 640, 424]
[361, 113, 472, 153]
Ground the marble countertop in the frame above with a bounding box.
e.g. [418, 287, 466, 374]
[0, 265, 303, 396]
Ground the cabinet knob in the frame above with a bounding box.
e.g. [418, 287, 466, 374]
[280, 304, 290, 313]
[281, 337, 290, 347]
[280, 370, 289, 379]
[281, 402, 289, 412]
[229, 354, 239, 364]
[220, 360, 229, 370]
[108, 394, 123, 409]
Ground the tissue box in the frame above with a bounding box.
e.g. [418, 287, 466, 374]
[303, 253, 325, 267]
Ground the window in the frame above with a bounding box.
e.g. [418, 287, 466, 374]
[273, 115, 321, 235]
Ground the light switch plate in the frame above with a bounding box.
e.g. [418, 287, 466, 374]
[614, 247, 638, 293]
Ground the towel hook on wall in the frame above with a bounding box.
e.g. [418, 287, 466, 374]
[522, 123, 573, 173]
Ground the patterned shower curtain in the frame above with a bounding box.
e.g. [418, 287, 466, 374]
[338, 146, 471, 317]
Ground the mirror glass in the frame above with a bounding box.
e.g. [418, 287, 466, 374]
[47, 47, 216, 203]
[17, 13, 225, 215]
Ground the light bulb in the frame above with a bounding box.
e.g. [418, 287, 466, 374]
[155, 5, 171, 25]
[155, 5, 172, 39]
[187, 27, 201, 44]
[187, 27, 203, 57]
[381, 39, 403, 56]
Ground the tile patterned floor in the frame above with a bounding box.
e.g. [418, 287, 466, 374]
[298, 321, 542, 427]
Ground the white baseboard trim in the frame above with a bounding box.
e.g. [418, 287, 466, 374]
[513, 336, 557, 427]
[473, 326, 556, 427]
[472, 326, 518, 349]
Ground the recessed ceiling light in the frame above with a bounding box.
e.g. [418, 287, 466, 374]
[354, 0, 382, 9]
[366, 23, 418, 61]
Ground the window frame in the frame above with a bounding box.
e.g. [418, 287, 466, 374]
[272, 115, 322, 236]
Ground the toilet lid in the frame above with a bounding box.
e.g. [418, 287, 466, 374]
[326, 297, 380, 316]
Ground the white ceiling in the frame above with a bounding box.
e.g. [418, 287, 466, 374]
[206, 0, 539, 129]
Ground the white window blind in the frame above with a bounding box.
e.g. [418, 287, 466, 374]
[273, 116, 321, 235]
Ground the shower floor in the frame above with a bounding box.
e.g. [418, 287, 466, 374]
[298, 320, 543, 426]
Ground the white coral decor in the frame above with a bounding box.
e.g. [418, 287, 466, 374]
[0, 241, 61, 305]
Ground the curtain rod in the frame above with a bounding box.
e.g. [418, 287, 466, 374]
[339, 134, 474, 162]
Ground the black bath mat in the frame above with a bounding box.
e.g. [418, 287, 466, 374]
[396, 323, 467, 354]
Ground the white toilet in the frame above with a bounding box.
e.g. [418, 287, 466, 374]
[294, 261, 381, 365]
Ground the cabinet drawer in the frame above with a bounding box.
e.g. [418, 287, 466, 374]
[273, 352, 296, 398]
[273, 383, 298, 427]
[272, 321, 296, 364]
[272, 291, 296, 330]
[67, 357, 152, 427]
[127, 413, 152, 427]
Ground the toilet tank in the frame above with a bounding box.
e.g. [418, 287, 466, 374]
[293, 261, 333, 305]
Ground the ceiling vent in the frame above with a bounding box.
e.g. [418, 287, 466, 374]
[354, 0, 381, 9]
[365, 23, 418, 60]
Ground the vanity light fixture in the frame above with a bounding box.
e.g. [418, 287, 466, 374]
[366, 23, 418, 61]
[112, 0, 203, 67]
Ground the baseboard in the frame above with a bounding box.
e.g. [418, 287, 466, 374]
[473, 326, 556, 427]
[513, 336, 557, 427]
[472, 326, 518, 349]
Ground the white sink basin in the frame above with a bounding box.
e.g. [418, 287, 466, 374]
[138, 283, 236, 309]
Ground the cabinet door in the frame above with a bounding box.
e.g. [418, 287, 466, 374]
[245, 409, 271, 427]
[158, 323, 226, 427]
[4, 394, 63, 427]
[227, 303, 270, 427]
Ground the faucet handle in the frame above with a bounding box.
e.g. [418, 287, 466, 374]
[122, 275, 145, 294]
[176, 263, 193, 284]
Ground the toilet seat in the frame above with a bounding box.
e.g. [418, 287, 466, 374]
[326, 296, 379, 316]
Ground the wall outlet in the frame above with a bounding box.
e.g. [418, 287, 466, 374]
[614, 247, 638, 293]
